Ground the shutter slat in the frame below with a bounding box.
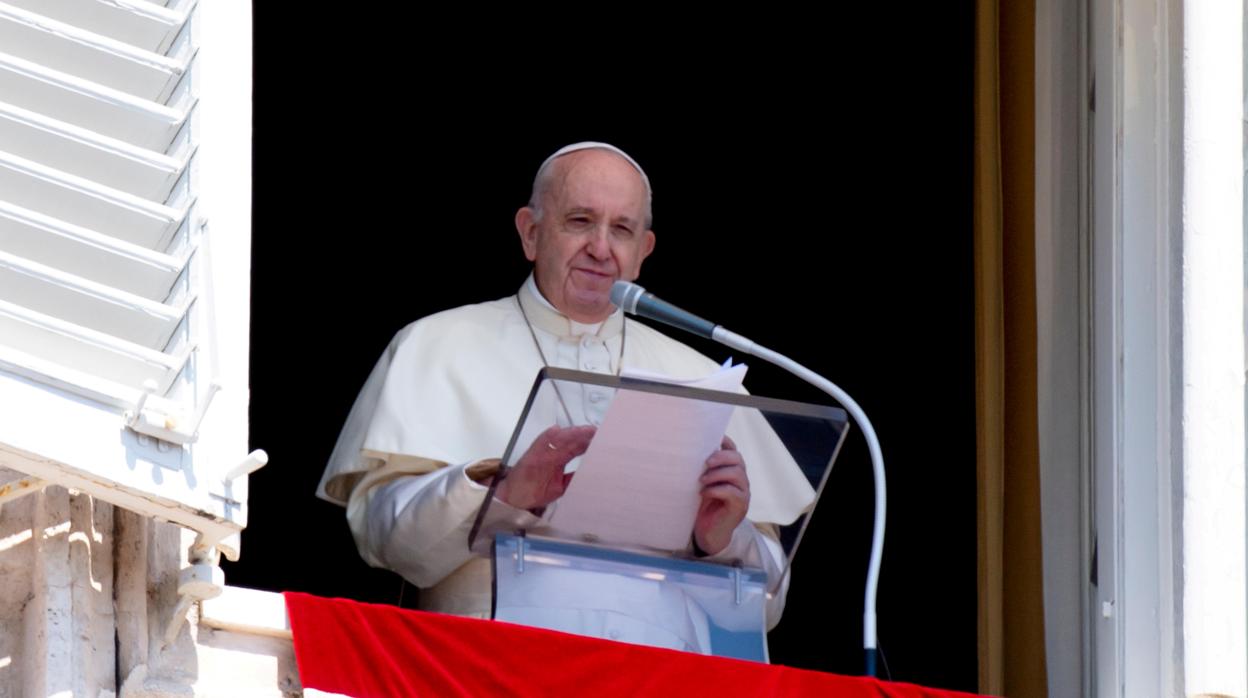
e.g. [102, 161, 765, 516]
[0, 52, 186, 151]
[0, 101, 184, 202]
[0, 200, 183, 301]
[0, 249, 187, 349]
[1, 0, 188, 54]
[0, 298, 185, 392]
[0, 150, 185, 250]
[0, 3, 185, 101]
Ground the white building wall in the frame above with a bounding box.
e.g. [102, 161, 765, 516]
[1180, 1, 1247, 694]
[0, 484, 297, 695]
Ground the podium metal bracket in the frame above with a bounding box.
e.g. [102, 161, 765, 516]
[515, 530, 527, 575]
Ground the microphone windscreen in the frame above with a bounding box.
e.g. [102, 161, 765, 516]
[610, 280, 644, 311]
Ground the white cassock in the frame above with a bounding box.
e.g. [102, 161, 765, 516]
[318, 276, 815, 653]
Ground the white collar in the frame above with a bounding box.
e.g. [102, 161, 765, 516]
[521, 273, 623, 340]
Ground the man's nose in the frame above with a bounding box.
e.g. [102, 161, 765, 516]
[585, 225, 611, 259]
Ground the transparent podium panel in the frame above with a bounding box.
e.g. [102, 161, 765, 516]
[469, 367, 850, 659]
[493, 534, 769, 661]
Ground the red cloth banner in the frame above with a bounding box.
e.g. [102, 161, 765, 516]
[285, 592, 983, 698]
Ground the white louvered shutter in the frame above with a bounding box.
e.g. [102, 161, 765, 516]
[0, 0, 255, 558]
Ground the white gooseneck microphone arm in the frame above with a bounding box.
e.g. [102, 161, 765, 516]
[611, 280, 887, 677]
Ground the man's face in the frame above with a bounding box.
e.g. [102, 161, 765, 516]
[516, 150, 656, 323]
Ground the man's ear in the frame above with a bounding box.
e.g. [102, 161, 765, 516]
[515, 207, 539, 262]
[640, 229, 656, 263]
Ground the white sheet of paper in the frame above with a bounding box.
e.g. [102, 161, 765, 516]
[547, 361, 747, 551]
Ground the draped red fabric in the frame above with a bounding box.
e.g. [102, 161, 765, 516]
[285, 592, 984, 698]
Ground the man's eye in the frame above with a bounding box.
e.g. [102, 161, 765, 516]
[615, 226, 634, 237]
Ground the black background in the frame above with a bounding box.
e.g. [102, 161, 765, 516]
[229, 11, 977, 692]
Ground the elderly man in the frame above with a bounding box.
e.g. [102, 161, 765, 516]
[318, 142, 810, 652]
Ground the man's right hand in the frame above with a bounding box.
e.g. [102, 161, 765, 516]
[495, 425, 596, 511]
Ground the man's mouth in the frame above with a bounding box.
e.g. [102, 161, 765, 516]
[572, 268, 613, 283]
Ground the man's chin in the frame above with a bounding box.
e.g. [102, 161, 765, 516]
[566, 290, 613, 322]
[570, 277, 613, 298]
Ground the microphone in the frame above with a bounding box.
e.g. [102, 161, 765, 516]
[610, 280, 718, 339]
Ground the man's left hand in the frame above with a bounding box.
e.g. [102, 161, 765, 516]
[693, 435, 750, 556]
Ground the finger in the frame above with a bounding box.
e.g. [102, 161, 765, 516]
[550, 425, 597, 451]
[523, 425, 596, 466]
[699, 482, 750, 506]
[523, 424, 571, 460]
[705, 449, 744, 470]
[721, 434, 737, 451]
[703, 459, 748, 481]
[701, 466, 748, 489]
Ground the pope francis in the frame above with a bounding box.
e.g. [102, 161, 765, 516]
[317, 142, 814, 654]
